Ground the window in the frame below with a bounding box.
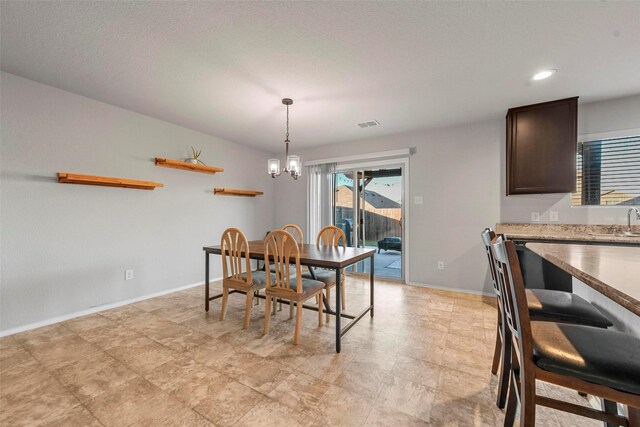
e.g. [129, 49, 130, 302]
[572, 135, 640, 206]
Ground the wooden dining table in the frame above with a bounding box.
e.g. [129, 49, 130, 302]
[203, 240, 376, 353]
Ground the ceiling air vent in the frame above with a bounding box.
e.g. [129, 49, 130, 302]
[357, 120, 380, 128]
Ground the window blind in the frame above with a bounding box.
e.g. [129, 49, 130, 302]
[573, 135, 640, 206]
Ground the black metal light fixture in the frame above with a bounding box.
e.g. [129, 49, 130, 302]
[268, 98, 301, 180]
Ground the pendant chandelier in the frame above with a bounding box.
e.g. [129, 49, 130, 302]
[268, 98, 301, 180]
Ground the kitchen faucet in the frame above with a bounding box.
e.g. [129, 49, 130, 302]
[628, 208, 640, 233]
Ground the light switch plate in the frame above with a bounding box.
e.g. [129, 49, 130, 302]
[531, 212, 540, 222]
[414, 196, 423, 205]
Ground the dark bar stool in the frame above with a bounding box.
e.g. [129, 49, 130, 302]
[493, 237, 640, 427]
[481, 228, 613, 409]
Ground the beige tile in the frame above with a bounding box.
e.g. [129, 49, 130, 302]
[98, 304, 146, 322]
[296, 351, 352, 383]
[316, 384, 373, 426]
[333, 360, 388, 400]
[85, 376, 192, 426]
[428, 390, 497, 427]
[63, 313, 114, 333]
[156, 328, 212, 353]
[14, 324, 74, 348]
[206, 347, 265, 379]
[365, 406, 431, 426]
[28, 334, 102, 371]
[144, 356, 233, 407]
[43, 405, 103, 427]
[237, 359, 293, 394]
[0, 371, 81, 427]
[180, 312, 245, 338]
[76, 322, 142, 349]
[193, 380, 265, 426]
[52, 351, 138, 402]
[105, 335, 177, 373]
[376, 375, 435, 421]
[235, 397, 305, 427]
[267, 371, 330, 411]
[392, 354, 441, 389]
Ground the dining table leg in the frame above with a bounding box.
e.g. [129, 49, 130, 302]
[335, 266, 342, 353]
[205, 252, 210, 312]
[370, 254, 374, 317]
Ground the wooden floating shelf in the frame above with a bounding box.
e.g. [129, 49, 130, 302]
[214, 188, 263, 197]
[58, 173, 164, 190]
[155, 157, 224, 174]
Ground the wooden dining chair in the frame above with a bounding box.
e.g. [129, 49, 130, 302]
[263, 230, 324, 345]
[492, 237, 640, 427]
[219, 228, 272, 329]
[481, 228, 613, 409]
[302, 225, 347, 322]
[282, 224, 303, 244]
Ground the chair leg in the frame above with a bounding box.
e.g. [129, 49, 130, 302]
[491, 317, 502, 375]
[628, 406, 640, 427]
[519, 373, 536, 427]
[603, 399, 619, 427]
[326, 287, 331, 324]
[263, 296, 272, 335]
[318, 292, 323, 326]
[503, 372, 517, 427]
[220, 288, 229, 321]
[243, 291, 252, 329]
[294, 301, 303, 345]
[496, 329, 511, 409]
[341, 282, 346, 310]
[272, 297, 277, 315]
[289, 300, 294, 319]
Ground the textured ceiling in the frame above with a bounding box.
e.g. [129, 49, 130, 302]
[2, 1, 640, 151]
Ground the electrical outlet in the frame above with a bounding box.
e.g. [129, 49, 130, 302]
[437, 261, 445, 270]
[414, 196, 423, 205]
[125, 269, 134, 281]
[531, 212, 540, 222]
[550, 211, 559, 222]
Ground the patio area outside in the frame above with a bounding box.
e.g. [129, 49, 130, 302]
[347, 245, 402, 279]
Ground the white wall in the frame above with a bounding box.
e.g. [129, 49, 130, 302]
[1, 72, 275, 332]
[275, 120, 503, 295]
[274, 95, 640, 294]
[500, 94, 640, 225]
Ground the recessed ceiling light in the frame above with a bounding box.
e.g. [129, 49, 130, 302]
[531, 69, 557, 81]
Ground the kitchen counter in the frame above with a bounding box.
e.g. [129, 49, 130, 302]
[496, 223, 640, 245]
[526, 242, 640, 317]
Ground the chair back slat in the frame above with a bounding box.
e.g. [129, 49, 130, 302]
[221, 228, 252, 286]
[282, 224, 303, 244]
[481, 228, 500, 295]
[317, 225, 347, 248]
[264, 230, 302, 294]
[492, 237, 534, 358]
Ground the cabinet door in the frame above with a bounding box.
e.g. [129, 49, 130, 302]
[506, 97, 578, 195]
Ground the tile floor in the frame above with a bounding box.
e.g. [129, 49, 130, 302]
[0, 277, 603, 426]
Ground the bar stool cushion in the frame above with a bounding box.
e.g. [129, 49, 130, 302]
[527, 289, 613, 328]
[532, 322, 640, 395]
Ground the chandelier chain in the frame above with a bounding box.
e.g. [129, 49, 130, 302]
[285, 104, 290, 142]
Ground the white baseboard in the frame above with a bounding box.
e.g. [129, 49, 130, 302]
[406, 281, 494, 298]
[0, 277, 222, 337]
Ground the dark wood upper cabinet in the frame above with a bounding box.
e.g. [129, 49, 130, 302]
[506, 97, 578, 195]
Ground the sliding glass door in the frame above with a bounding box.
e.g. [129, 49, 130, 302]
[333, 164, 404, 280]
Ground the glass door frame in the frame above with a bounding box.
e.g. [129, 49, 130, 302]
[334, 157, 409, 282]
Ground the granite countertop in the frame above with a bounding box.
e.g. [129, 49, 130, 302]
[526, 242, 640, 316]
[495, 223, 640, 244]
